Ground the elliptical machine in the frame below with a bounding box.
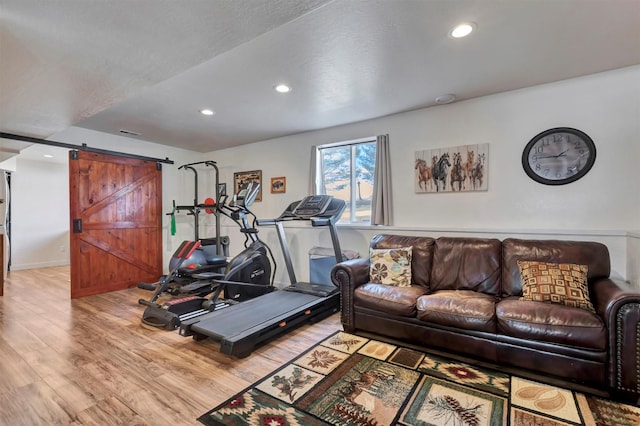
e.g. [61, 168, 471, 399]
[215, 182, 276, 301]
[138, 182, 276, 329]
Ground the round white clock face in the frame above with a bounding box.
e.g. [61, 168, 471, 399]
[522, 128, 596, 185]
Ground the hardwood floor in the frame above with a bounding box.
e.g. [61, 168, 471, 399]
[0, 266, 342, 425]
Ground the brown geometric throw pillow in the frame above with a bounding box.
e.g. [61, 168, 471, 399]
[370, 247, 413, 287]
[517, 260, 595, 313]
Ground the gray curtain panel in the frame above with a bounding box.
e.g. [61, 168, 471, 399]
[371, 134, 392, 225]
[309, 145, 318, 195]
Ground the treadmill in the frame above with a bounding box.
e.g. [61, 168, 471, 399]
[178, 195, 346, 358]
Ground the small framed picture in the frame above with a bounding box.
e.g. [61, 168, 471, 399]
[234, 170, 262, 201]
[217, 183, 227, 196]
[270, 176, 286, 193]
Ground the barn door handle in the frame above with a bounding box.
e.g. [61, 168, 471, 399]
[73, 219, 83, 233]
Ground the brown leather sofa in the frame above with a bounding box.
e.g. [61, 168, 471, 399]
[332, 234, 640, 403]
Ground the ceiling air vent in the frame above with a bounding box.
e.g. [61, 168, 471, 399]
[119, 129, 141, 136]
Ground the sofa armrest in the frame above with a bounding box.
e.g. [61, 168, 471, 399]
[591, 278, 640, 401]
[331, 257, 371, 332]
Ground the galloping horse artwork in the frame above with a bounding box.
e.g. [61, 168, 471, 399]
[450, 152, 465, 191]
[415, 143, 488, 193]
[432, 152, 451, 192]
[414, 158, 433, 191]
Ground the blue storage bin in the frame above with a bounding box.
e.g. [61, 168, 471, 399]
[309, 246, 359, 285]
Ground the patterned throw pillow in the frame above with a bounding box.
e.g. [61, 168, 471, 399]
[370, 247, 413, 287]
[517, 260, 595, 312]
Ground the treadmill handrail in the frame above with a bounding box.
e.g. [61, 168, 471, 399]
[212, 279, 277, 289]
[256, 197, 346, 287]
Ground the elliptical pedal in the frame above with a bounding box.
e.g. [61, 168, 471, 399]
[177, 300, 231, 322]
[142, 294, 236, 329]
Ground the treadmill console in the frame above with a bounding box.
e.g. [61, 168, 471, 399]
[292, 195, 332, 219]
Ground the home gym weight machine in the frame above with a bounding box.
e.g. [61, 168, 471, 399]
[141, 160, 230, 286]
[179, 195, 346, 358]
[137, 161, 229, 326]
[169, 160, 229, 275]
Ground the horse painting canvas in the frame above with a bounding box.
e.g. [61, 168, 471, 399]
[415, 143, 488, 193]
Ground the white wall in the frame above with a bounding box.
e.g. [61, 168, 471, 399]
[11, 159, 70, 269]
[202, 65, 640, 286]
[5, 66, 639, 288]
[627, 233, 640, 286]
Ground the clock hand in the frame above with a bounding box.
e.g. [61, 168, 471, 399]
[537, 155, 562, 159]
[537, 149, 570, 159]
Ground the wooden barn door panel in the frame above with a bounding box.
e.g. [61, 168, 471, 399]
[69, 151, 162, 298]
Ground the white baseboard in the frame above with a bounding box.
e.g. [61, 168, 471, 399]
[11, 260, 70, 270]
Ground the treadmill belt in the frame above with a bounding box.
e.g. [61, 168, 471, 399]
[191, 290, 319, 337]
[285, 281, 337, 297]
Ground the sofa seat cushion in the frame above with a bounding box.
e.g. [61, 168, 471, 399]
[496, 297, 605, 350]
[354, 283, 428, 317]
[416, 290, 498, 332]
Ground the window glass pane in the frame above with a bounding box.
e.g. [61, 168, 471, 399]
[321, 146, 351, 222]
[318, 139, 376, 224]
[354, 142, 376, 223]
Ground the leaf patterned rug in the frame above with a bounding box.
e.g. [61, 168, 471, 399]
[198, 331, 640, 425]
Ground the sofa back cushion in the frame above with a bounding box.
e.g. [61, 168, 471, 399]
[430, 237, 502, 295]
[370, 234, 435, 291]
[502, 238, 610, 297]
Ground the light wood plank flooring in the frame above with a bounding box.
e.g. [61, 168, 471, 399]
[0, 266, 342, 425]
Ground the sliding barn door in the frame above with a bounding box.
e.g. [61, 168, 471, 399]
[69, 151, 163, 298]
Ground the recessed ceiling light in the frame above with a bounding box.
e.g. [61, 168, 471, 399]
[43, 154, 53, 158]
[435, 94, 456, 104]
[200, 109, 215, 116]
[450, 22, 476, 38]
[274, 84, 291, 93]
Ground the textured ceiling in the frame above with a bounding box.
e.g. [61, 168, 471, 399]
[1, 0, 639, 157]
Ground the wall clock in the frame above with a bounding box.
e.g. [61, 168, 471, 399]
[521, 127, 596, 185]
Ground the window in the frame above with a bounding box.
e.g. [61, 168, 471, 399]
[316, 138, 377, 223]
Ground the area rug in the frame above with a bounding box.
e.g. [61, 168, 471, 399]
[198, 331, 640, 425]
